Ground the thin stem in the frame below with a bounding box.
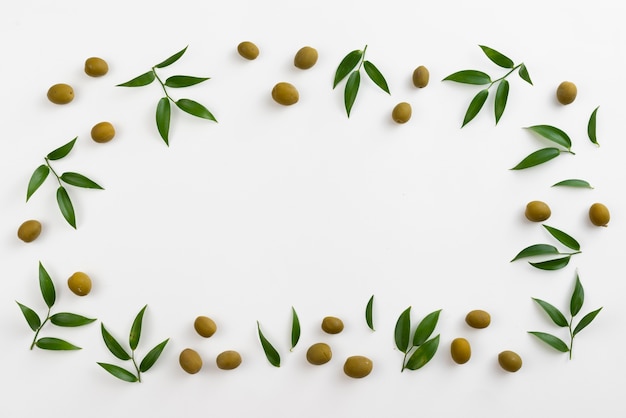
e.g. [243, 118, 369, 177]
[568, 317, 575, 360]
[152, 67, 174, 102]
[30, 308, 51, 350]
[401, 349, 409, 372]
[44, 158, 63, 187]
[131, 351, 142, 382]
[356, 45, 368, 71]
[488, 64, 522, 88]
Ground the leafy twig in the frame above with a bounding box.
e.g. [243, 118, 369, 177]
[511, 224, 582, 270]
[394, 307, 441, 372]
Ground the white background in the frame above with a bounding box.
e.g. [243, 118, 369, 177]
[2, 0, 624, 416]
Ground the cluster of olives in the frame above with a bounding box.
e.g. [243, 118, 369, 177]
[390, 65, 430, 125]
[525, 200, 610, 227]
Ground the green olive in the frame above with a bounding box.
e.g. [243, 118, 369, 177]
[524, 200, 551, 222]
[67, 272, 92, 296]
[271, 82, 299, 106]
[412, 65, 430, 88]
[498, 350, 522, 372]
[589, 202, 610, 227]
[194, 316, 217, 338]
[17, 220, 42, 243]
[392, 102, 412, 124]
[556, 81, 577, 105]
[450, 338, 471, 364]
[91, 121, 116, 143]
[294, 46, 318, 69]
[465, 309, 491, 329]
[306, 343, 332, 365]
[47, 83, 74, 104]
[179, 348, 203, 374]
[343, 355, 373, 378]
[84, 57, 109, 77]
[216, 350, 242, 370]
[237, 41, 259, 60]
[321, 316, 344, 334]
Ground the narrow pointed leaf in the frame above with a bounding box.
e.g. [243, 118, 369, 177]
[101, 323, 131, 361]
[529, 255, 571, 271]
[510, 147, 561, 170]
[344, 70, 360, 117]
[518, 64, 533, 85]
[479, 45, 514, 68]
[156, 97, 171, 146]
[511, 244, 561, 262]
[129, 305, 147, 350]
[60, 172, 104, 190]
[587, 106, 600, 146]
[494, 79, 509, 124]
[363, 61, 390, 94]
[154, 46, 188, 69]
[257, 321, 280, 367]
[36, 337, 81, 350]
[39, 261, 56, 308]
[50, 312, 96, 327]
[365, 295, 375, 331]
[139, 338, 169, 372]
[405, 335, 440, 370]
[27, 165, 50, 201]
[333, 49, 363, 88]
[116, 71, 155, 87]
[176, 98, 217, 122]
[97, 363, 138, 382]
[462, 89, 488, 127]
[528, 331, 569, 352]
[573, 308, 602, 336]
[525, 125, 572, 150]
[394, 307, 411, 353]
[413, 309, 441, 346]
[165, 75, 209, 88]
[56, 186, 76, 228]
[443, 70, 491, 85]
[290, 307, 301, 351]
[570, 274, 585, 317]
[47, 137, 77, 161]
[552, 179, 593, 189]
[542, 224, 580, 251]
[532, 298, 568, 327]
[16, 301, 41, 331]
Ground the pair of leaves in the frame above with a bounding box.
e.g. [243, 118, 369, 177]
[511, 125, 574, 170]
[26, 137, 77, 201]
[257, 307, 302, 367]
[333, 46, 390, 117]
[511, 225, 581, 270]
[394, 307, 441, 371]
[156, 97, 216, 145]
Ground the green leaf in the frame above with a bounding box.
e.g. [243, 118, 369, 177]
[442, 70, 491, 85]
[405, 335, 440, 370]
[129, 305, 147, 351]
[60, 172, 104, 190]
[101, 323, 131, 361]
[156, 97, 171, 146]
[56, 186, 76, 229]
[479, 45, 514, 69]
[175, 98, 217, 122]
[97, 363, 138, 382]
[36, 337, 81, 350]
[511, 244, 561, 262]
[257, 321, 280, 367]
[47, 137, 77, 161]
[165, 75, 209, 88]
[570, 274, 585, 317]
[532, 298, 568, 327]
[542, 224, 580, 251]
[573, 308, 602, 336]
[16, 301, 41, 331]
[117, 70, 155, 87]
[38, 261, 56, 308]
[551, 179, 594, 189]
[291, 307, 300, 351]
[462, 89, 488, 127]
[365, 295, 375, 331]
[518, 64, 533, 85]
[587, 106, 600, 146]
[139, 338, 169, 372]
[344, 70, 360, 117]
[528, 331, 569, 352]
[154, 46, 188, 69]
[525, 125, 572, 150]
[529, 255, 571, 271]
[412, 309, 441, 347]
[394, 307, 411, 353]
[26, 164, 50, 201]
[494, 80, 509, 124]
[510, 147, 562, 170]
[50, 312, 96, 327]
[333, 49, 363, 88]
[363, 61, 390, 94]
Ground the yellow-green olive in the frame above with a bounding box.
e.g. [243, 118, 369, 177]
[306, 343, 332, 365]
[321, 316, 344, 334]
[465, 309, 491, 329]
[91, 121, 116, 143]
[525, 200, 551, 222]
[392, 102, 412, 124]
[47, 83, 74, 104]
[294, 46, 318, 69]
[498, 350, 522, 372]
[556, 81, 577, 105]
[194, 316, 217, 338]
[84, 57, 109, 77]
[450, 338, 471, 364]
[67, 272, 92, 296]
[179, 348, 203, 374]
[271, 82, 299, 106]
[343, 355, 373, 378]
[237, 41, 259, 60]
[17, 220, 42, 243]
[589, 203, 610, 227]
[216, 350, 242, 370]
[412, 65, 430, 88]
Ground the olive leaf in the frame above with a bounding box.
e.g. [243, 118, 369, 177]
[542, 224, 580, 251]
[165, 75, 209, 88]
[344, 71, 360, 117]
[365, 295, 375, 331]
[570, 274, 584, 317]
[532, 298, 568, 327]
[529, 255, 571, 271]
[60, 172, 104, 190]
[129, 305, 147, 351]
[101, 324, 131, 361]
[528, 332, 569, 352]
[573, 308, 602, 336]
[117, 71, 156, 87]
[257, 321, 281, 367]
[139, 339, 170, 373]
[156, 97, 171, 145]
[290, 307, 300, 351]
[35, 337, 81, 351]
[494, 80, 509, 124]
[525, 125, 572, 151]
[412, 309, 441, 346]
[16, 302, 41, 332]
[176, 98, 217, 121]
[363, 61, 390, 94]
[462, 89, 489, 127]
[510, 147, 562, 170]
[510, 244, 561, 262]
[97, 363, 139, 383]
[518, 64, 533, 85]
[588, 106, 600, 146]
[405, 335, 440, 371]
[47, 137, 77, 161]
[50, 313, 96, 327]
[394, 307, 412, 353]
[154, 45, 188, 69]
[442, 70, 491, 85]
[39, 261, 56, 309]
[395, 307, 441, 372]
[479, 45, 514, 68]
[333, 49, 363, 88]
[56, 186, 76, 229]
[26, 165, 50, 201]
[551, 179, 593, 189]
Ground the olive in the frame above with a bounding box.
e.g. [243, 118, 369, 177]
[321, 316, 344, 334]
[392, 102, 412, 124]
[589, 202, 610, 227]
[450, 338, 471, 364]
[216, 350, 242, 370]
[194, 316, 217, 338]
[306, 343, 332, 365]
[237, 41, 259, 60]
[67, 272, 92, 296]
[91, 121, 116, 143]
[17, 220, 42, 243]
[465, 309, 491, 329]
[84, 57, 109, 77]
[271, 82, 299, 106]
[294, 46, 318, 69]
[179, 348, 203, 374]
[412, 65, 430, 88]
[47, 83, 74, 104]
[556, 81, 577, 105]
[498, 350, 522, 372]
[343, 355, 373, 378]
[525, 200, 551, 222]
